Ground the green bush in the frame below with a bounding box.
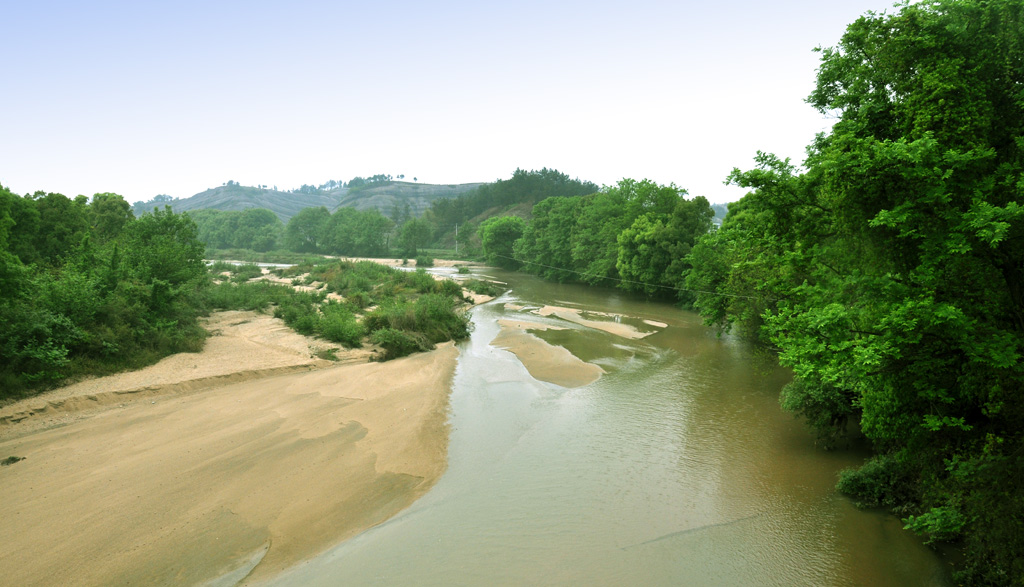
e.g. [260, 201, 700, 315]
[438, 278, 463, 298]
[290, 313, 318, 336]
[463, 278, 503, 297]
[837, 454, 915, 511]
[208, 260, 235, 275]
[230, 263, 264, 283]
[405, 268, 436, 293]
[415, 256, 434, 267]
[201, 281, 294, 312]
[315, 347, 340, 361]
[414, 293, 470, 343]
[316, 302, 365, 347]
[347, 291, 371, 309]
[370, 328, 432, 360]
[903, 505, 966, 544]
[364, 300, 417, 333]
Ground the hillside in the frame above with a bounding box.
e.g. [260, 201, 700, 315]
[133, 181, 483, 224]
[336, 181, 483, 218]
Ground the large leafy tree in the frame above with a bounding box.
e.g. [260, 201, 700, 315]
[478, 215, 525, 269]
[690, 2, 1023, 582]
[397, 218, 432, 257]
[568, 179, 679, 286]
[616, 194, 713, 300]
[31, 191, 90, 263]
[89, 192, 135, 242]
[1, 192, 208, 396]
[284, 206, 331, 253]
[513, 196, 583, 282]
[322, 207, 393, 257]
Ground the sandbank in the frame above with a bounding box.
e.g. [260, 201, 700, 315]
[0, 311, 366, 433]
[0, 313, 459, 586]
[533, 305, 654, 339]
[492, 319, 603, 388]
[335, 257, 481, 269]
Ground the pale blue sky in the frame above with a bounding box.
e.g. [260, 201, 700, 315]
[1, 1, 902, 204]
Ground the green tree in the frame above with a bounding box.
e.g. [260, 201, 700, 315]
[478, 216, 525, 269]
[514, 196, 583, 282]
[31, 191, 90, 264]
[615, 195, 712, 300]
[569, 188, 633, 285]
[284, 206, 331, 253]
[234, 208, 282, 252]
[398, 218, 432, 257]
[89, 193, 135, 242]
[121, 206, 206, 287]
[690, 2, 1024, 582]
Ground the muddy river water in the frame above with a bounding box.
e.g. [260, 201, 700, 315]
[270, 270, 951, 586]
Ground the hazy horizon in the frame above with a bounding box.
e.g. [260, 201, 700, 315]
[2, 1, 902, 205]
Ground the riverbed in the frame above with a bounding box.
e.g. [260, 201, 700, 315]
[270, 270, 952, 586]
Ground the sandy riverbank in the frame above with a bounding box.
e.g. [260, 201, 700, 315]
[0, 311, 460, 586]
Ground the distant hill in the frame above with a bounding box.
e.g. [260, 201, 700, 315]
[133, 181, 483, 224]
[711, 203, 728, 226]
[337, 181, 483, 218]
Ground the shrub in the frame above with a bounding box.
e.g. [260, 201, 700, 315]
[202, 281, 292, 312]
[903, 505, 966, 544]
[208, 260, 235, 274]
[837, 454, 916, 511]
[415, 256, 434, 267]
[230, 263, 264, 283]
[316, 302, 365, 347]
[438, 279, 463, 298]
[463, 278, 503, 297]
[364, 300, 417, 333]
[347, 291, 371, 309]
[370, 328, 432, 360]
[315, 347, 340, 361]
[405, 268, 436, 294]
[414, 293, 470, 343]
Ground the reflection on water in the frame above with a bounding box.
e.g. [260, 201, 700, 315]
[271, 271, 950, 586]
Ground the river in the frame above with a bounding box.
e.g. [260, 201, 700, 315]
[270, 270, 951, 586]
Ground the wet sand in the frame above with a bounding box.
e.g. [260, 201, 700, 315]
[492, 319, 604, 388]
[0, 312, 459, 586]
[533, 305, 654, 339]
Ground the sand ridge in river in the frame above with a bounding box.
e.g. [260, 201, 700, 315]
[490, 302, 668, 388]
[491, 319, 604, 388]
[0, 312, 459, 586]
[534, 305, 655, 339]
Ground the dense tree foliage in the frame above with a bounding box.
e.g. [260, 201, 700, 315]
[283, 206, 332, 253]
[687, 2, 1023, 582]
[513, 179, 713, 300]
[427, 168, 599, 231]
[323, 207, 393, 257]
[0, 187, 207, 397]
[397, 217, 431, 257]
[617, 194, 714, 301]
[189, 208, 284, 252]
[477, 216, 526, 269]
[280, 206, 394, 257]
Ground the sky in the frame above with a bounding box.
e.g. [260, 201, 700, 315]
[1, 1, 904, 205]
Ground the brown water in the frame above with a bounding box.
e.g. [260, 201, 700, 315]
[270, 270, 951, 586]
